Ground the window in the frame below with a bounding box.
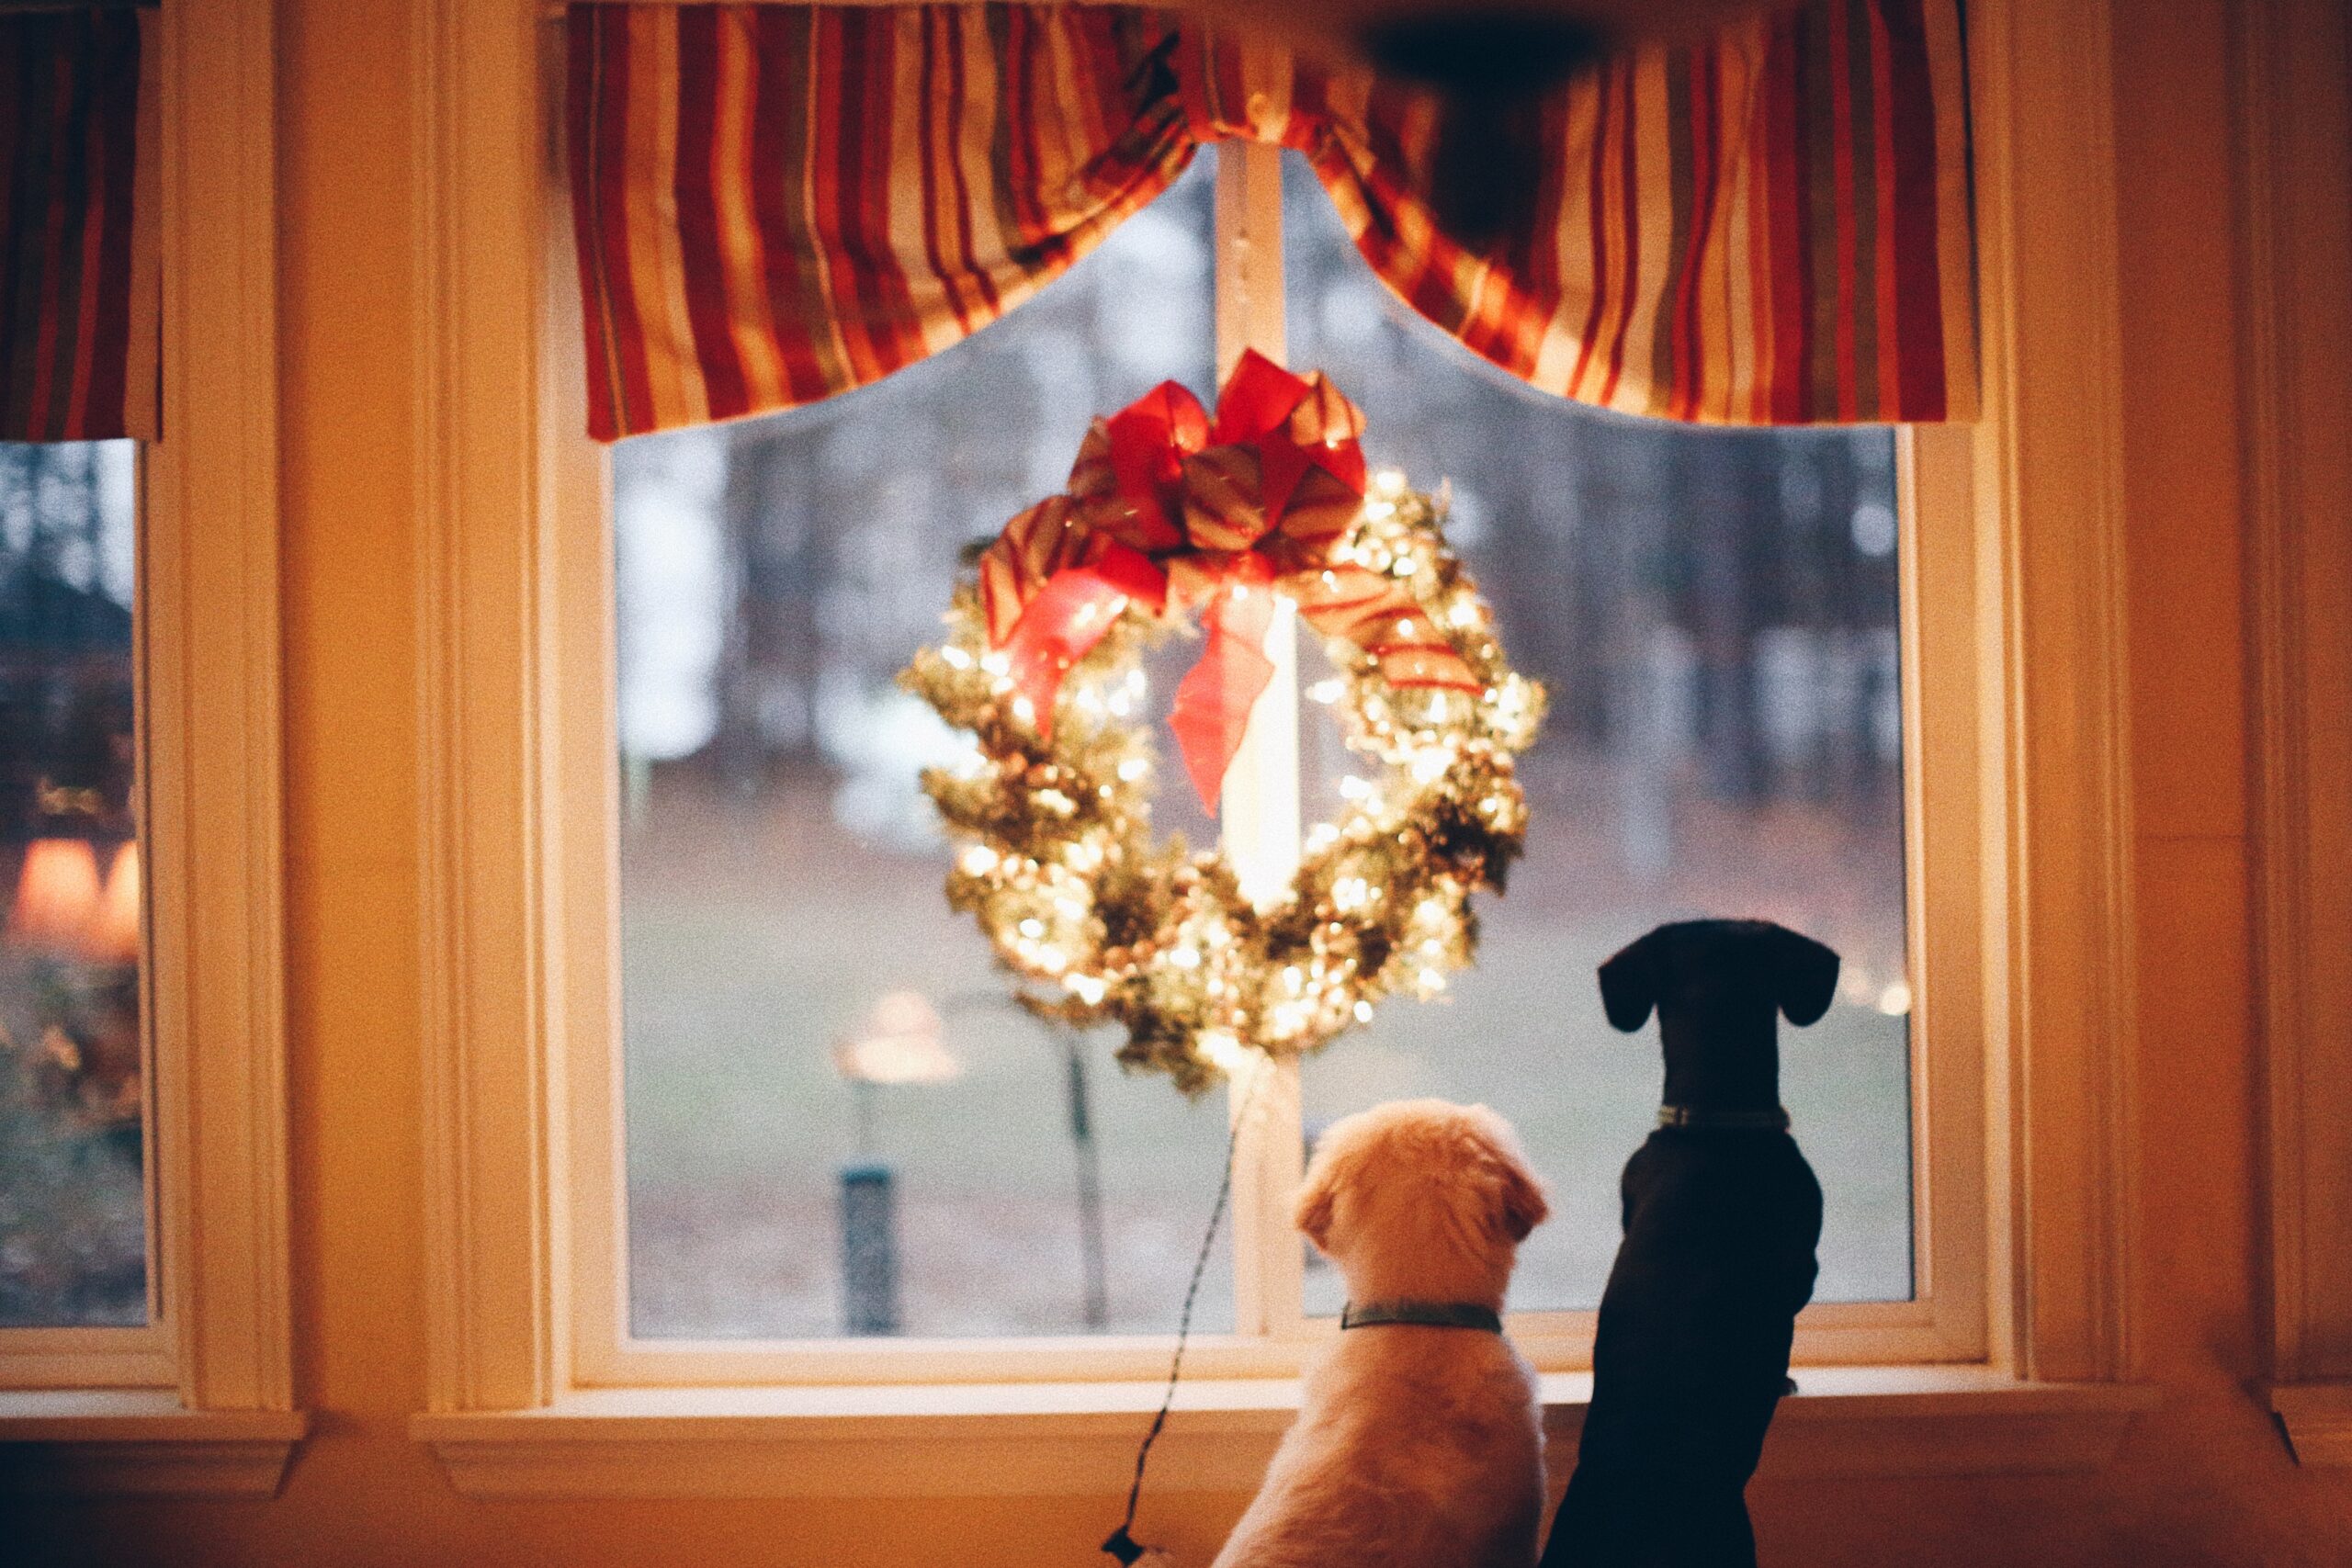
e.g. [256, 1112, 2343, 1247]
[0, 1, 296, 1493]
[580, 144, 1943, 1372]
[0, 441, 147, 1332]
[422, 0, 2152, 1495]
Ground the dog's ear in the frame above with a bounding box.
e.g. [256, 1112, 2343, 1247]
[1295, 1178, 1336, 1253]
[1465, 1106, 1548, 1242]
[1772, 926, 1842, 1027]
[1597, 931, 1659, 1032]
[1491, 1153, 1548, 1243]
[1295, 1144, 1344, 1253]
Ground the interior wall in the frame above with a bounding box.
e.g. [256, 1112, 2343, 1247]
[9, 1, 2352, 1562]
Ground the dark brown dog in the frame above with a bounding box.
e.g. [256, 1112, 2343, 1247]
[1540, 919, 1839, 1568]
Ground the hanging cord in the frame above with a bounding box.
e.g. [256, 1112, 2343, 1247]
[1102, 1062, 1269, 1566]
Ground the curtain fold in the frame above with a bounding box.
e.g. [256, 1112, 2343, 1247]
[568, 1, 1973, 443]
[1, 11, 156, 445]
[570, 5, 1194, 438]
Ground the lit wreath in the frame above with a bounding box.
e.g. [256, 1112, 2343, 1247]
[900, 353, 1544, 1092]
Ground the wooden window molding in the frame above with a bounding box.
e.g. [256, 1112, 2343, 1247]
[411, 0, 2155, 1495]
[0, 0, 301, 1500]
[2237, 0, 2352, 1469]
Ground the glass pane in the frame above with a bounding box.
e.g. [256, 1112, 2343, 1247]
[1280, 154, 1913, 1312]
[0, 441, 146, 1328]
[617, 159, 1238, 1338]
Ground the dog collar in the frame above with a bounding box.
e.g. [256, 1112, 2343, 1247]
[1339, 1300, 1504, 1333]
[1657, 1104, 1792, 1131]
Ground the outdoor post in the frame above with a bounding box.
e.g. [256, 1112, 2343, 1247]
[1062, 1029, 1111, 1330]
[840, 1075, 902, 1335]
[839, 1160, 901, 1336]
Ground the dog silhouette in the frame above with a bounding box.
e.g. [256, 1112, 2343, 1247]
[1539, 919, 1839, 1568]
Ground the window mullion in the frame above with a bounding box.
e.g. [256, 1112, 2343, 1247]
[1212, 140, 1307, 1340]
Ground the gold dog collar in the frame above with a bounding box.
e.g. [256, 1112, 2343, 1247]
[1657, 1103, 1792, 1131]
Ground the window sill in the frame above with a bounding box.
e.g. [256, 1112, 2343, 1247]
[0, 1391, 307, 1497]
[2271, 1383, 2352, 1466]
[411, 1366, 2157, 1498]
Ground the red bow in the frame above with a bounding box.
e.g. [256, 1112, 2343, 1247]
[977, 351, 1478, 812]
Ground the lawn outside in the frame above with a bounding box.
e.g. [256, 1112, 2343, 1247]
[622, 749, 1910, 1341]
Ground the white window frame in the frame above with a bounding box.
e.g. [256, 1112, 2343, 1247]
[556, 139, 1984, 1389]
[413, 0, 2156, 1496]
[0, 0, 299, 1499]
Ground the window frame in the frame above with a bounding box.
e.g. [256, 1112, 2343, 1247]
[553, 138, 1984, 1389]
[0, 0, 300, 1498]
[414, 0, 2151, 1487]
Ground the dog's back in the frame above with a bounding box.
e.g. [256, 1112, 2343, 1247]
[1550, 1128, 1821, 1565]
[1215, 1100, 1551, 1568]
[1216, 1327, 1545, 1568]
[1610, 1128, 1821, 1390]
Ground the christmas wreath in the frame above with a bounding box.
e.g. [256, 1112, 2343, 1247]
[900, 352, 1544, 1092]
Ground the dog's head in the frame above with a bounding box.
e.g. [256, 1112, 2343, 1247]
[1596, 919, 1841, 1109]
[1295, 1100, 1547, 1306]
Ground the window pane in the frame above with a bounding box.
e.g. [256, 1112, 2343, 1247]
[617, 160, 1237, 1338]
[1280, 155, 1913, 1311]
[0, 441, 146, 1328]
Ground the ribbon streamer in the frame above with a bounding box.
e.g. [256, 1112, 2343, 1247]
[977, 352, 1477, 811]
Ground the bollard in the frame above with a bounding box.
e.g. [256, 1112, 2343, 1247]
[839, 1162, 901, 1336]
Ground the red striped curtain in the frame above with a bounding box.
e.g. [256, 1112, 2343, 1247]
[568, 1, 1973, 442]
[1, 12, 157, 444]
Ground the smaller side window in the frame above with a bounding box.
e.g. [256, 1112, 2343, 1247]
[0, 441, 147, 1331]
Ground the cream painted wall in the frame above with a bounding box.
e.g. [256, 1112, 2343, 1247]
[8, 1, 2352, 1562]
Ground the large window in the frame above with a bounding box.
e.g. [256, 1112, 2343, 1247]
[420, 0, 2148, 1485]
[605, 145, 1916, 1349]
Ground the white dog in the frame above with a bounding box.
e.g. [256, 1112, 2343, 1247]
[1213, 1100, 1551, 1568]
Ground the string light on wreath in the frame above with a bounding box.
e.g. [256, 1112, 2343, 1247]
[901, 354, 1545, 1094]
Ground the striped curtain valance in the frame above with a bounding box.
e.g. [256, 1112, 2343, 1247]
[568, 1, 1973, 442]
[2, 11, 157, 444]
